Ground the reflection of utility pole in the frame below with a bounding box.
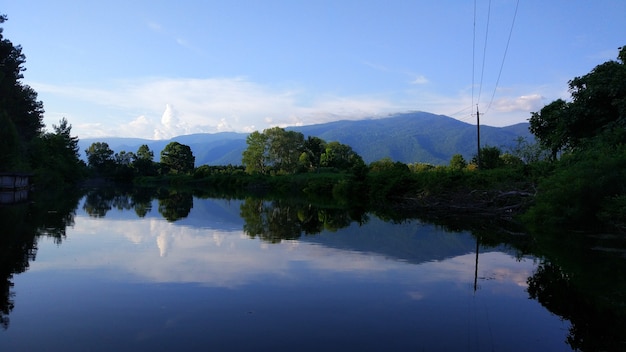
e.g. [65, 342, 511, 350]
[474, 236, 480, 293]
[476, 105, 481, 170]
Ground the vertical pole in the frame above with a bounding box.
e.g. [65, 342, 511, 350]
[476, 105, 481, 170]
[474, 236, 480, 293]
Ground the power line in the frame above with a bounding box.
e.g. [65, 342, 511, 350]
[485, 0, 520, 115]
[477, 0, 492, 106]
[471, 0, 477, 111]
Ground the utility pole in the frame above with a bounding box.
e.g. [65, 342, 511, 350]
[476, 105, 481, 170]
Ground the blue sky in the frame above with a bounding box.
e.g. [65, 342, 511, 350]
[4, 0, 626, 139]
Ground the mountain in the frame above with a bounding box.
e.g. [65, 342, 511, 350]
[78, 111, 533, 166]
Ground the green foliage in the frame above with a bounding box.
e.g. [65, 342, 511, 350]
[408, 163, 436, 172]
[85, 142, 115, 175]
[242, 130, 269, 174]
[31, 118, 85, 185]
[449, 154, 467, 170]
[529, 46, 626, 157]
[367, 159, 415, 200]
[523, 46, 626, 230]
[133, 144, 157, 177]
[522, 137, 626, 229]
[320, 141, 365, 174]
[471, 146, 503, 170]
[242, 127, 365, 176]
[0, 110, 20, 171]
[499, 153, 523, 167]
[160, 142, 195, 174]
[0, 15, 46, 173]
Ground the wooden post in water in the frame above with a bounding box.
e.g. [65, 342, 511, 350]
[476, 106, 481, 170]
[474, 236, 479, 293]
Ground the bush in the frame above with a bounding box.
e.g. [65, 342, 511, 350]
[522, 140, 626, 229]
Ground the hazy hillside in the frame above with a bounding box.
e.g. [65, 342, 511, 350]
[78, 111, 533, 166]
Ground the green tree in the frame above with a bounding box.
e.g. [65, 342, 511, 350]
[0, 110, 20, 171]
[160, 142, 195, 174]
[265, 127, 304, 174]
[31, 118, 84, 184]
[242, 131, 269, 174]
[449, 154, 467, 171]
[0, 15, 45, 169]
[133, 144, 156, 176]
[300, 136, 326, 171]
[242, 127, 305, 175]
[85, 142, 115, 174]
[321, 141, 365, 172]
[529, 46, 626, 157]
[135, 144, 153, 161]
[529, 99, 570, 159]
[471, 146, 503, 170]
[115, 151, 134, 166]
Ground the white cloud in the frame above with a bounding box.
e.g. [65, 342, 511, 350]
[490, 94, 544, 113]
[35, 77, 407, 139]
[411, 75, 429, 85]
[34, 77, 547, 139]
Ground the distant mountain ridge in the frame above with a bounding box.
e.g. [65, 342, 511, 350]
[78, 111, 533, 166]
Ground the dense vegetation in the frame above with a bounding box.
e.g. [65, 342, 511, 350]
[0, 15, 85, 186]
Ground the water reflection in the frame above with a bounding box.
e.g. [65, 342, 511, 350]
[0, 187, 624, 351]
[0, 189, 82, 329]
[82, 187, 193, 221]
[241, 198, 368, 243]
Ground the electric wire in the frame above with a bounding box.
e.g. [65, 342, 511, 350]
[471, 0, 477, 113]
[485, 0, 520, 115]
[477, 0, 492, 106]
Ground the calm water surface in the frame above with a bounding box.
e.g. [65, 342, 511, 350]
[0, 191, 612, 351]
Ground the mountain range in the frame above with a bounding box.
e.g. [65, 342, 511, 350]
[78, 111, 533, 166]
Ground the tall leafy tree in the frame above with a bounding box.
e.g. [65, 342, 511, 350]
[242, 131, 269, 174]
[85, 142, 115, 174]
[0, 15, 45, 169]
[320, 141, 364, 171]
[265, 127, 304, 174]
[160, 142, 195, 174]
[0, 110, 20, 170]
[529, 46, 626, 157]
[133, 144, 156, 176]
[31, 118, 84, 183]
[300, 136, 326, 171]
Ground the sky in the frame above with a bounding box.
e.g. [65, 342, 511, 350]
[4, 0, 626, 140]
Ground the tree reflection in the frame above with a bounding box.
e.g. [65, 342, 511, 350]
[527, 259, 626, 351]
[81, 187, 194, 222]
[157, 189, 193, 222]
[240, 197, 368, 243]
[0, 189, 81, 329]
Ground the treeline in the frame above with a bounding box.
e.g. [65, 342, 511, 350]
[0, 15, 85, 186]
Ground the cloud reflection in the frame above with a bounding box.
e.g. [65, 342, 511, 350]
[31, 215, 535, 293]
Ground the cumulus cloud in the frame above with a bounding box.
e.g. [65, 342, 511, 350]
[490, 94, 544, 113]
